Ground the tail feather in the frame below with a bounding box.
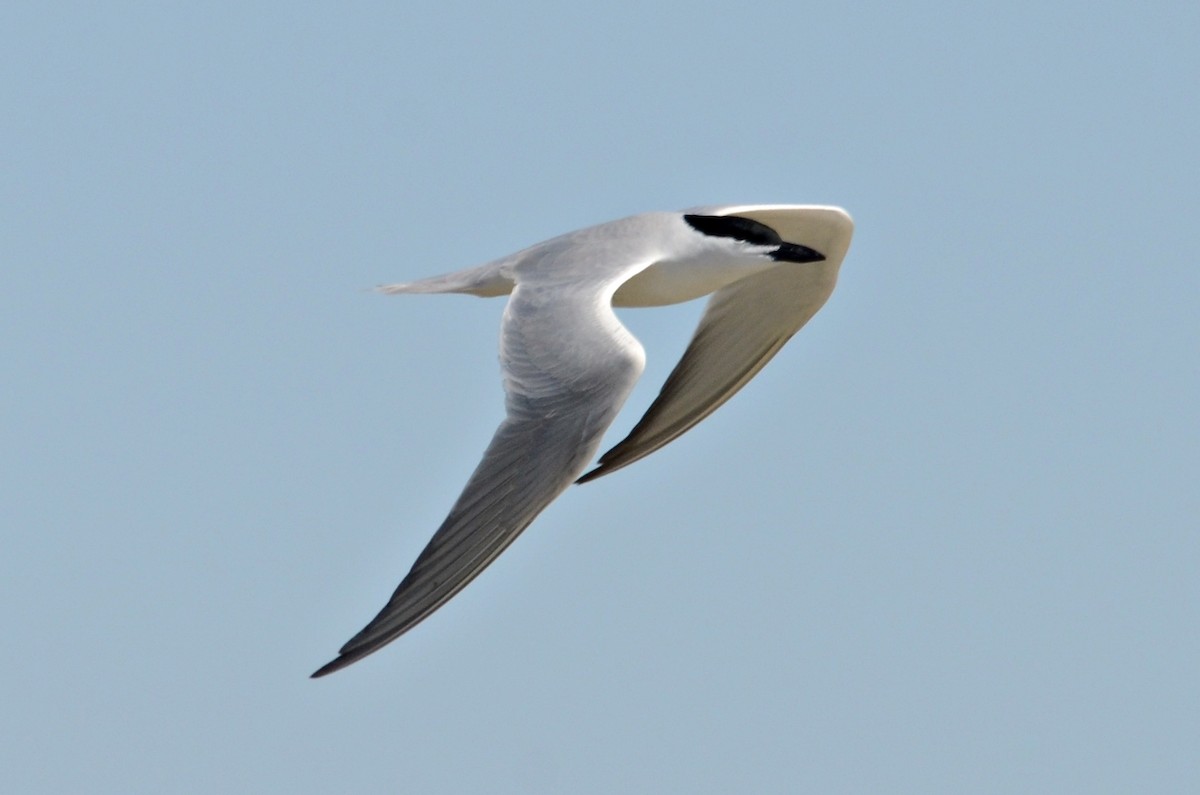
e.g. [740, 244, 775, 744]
[376, 261, 514, 298]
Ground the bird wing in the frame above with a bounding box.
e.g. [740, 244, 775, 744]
[578, 206, 852, 483]
[313, 271, 648, 677]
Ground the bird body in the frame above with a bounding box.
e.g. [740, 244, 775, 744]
[313, 204, 853, 677]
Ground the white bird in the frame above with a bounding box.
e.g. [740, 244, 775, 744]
[312, 204, 853, 677]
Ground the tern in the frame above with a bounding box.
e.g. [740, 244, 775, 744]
[312, 204, 853, 677]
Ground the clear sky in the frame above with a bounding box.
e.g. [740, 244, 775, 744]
[4, 2, 1197, 792]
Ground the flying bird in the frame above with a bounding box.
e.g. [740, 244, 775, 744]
[312, 204, 853, 677]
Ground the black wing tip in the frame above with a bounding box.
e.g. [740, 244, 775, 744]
[310, 655, 352, 678]
[574, 466, 603, 485]
[575, 448, 633, 484]
[311, 637, 377, 678]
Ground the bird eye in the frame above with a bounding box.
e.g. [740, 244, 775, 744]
[683, 214, 782, 247]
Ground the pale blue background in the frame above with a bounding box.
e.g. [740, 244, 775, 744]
[4, 2, 1197, 792]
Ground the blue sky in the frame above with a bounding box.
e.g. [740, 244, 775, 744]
[4, 2, 1197, 792]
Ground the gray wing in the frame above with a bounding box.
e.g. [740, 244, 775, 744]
[313, 284, 644, 677]
[577, 260, 839, 484]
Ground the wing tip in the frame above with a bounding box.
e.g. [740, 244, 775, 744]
[310, 657, 347, 679]
[575, 446, 636, 484]
[574, 466, 603, 485]
[310, 644, 374, 678]
[310, 631, 383, 678]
